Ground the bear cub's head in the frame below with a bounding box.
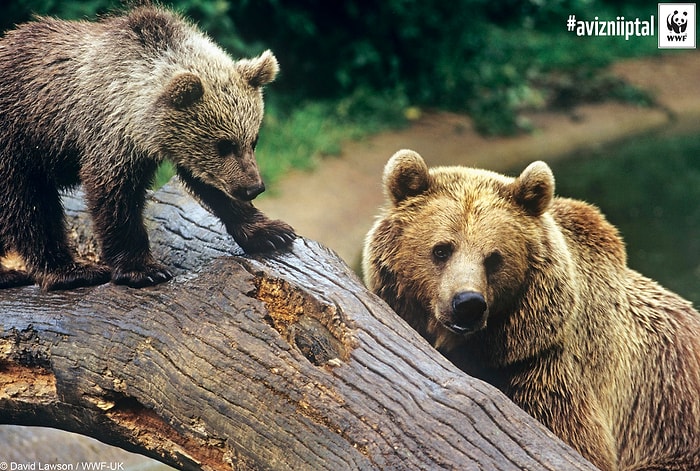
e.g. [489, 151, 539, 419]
[155, 49, 279, 201]
[364, 149, 555, 350]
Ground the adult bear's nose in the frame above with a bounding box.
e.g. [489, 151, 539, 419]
[450, 291, 488, 333]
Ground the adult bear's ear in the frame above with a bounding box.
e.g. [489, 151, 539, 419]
[236, 49, 279, 88]
[162, 72, 204, 109]
[508, 160, 554, 216]
[383, 149, 430, 206]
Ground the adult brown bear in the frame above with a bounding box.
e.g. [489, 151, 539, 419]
[364, 149, 700, 471]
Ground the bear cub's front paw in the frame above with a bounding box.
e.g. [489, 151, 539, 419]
[235, 219, 297, 253]
[112, 261, 173, 288]
[38, 262, 112, 291]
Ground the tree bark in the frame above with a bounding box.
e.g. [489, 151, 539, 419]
[0, 182, 597, 471]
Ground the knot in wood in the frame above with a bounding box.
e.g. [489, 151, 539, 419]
[252, 275, 353, 367]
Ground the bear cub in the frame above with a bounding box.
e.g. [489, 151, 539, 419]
[364, 149, 700, 471]
[0, 4, 295, 290]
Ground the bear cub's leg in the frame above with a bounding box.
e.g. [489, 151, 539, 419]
[2, 184, 111, 291]
[83, 165, 173, 289]
[176, 168, 296, 253]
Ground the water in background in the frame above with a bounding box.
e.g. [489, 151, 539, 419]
[548, 131, 700, 306]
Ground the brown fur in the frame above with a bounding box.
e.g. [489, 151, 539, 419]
[363, 149, 700, 470]
[0, 5, 295, 290]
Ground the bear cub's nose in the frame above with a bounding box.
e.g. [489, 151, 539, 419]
[237, 183, 266, 201]
[451, 291, 488, 333]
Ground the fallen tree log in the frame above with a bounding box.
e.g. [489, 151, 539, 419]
[0, 182, 597, 470]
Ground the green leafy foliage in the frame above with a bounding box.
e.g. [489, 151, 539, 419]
[225, 0, 661, 135]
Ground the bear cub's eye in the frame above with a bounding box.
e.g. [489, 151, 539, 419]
[217, 139, 239, 157]
[484, 250, 503, 274]
[432, 243, 454, 263]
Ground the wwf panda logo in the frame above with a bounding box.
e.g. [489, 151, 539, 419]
[667, 10, 689, 33]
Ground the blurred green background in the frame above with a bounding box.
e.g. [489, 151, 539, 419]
[550, 133, 700, 305]
[3, 0, 659, 182]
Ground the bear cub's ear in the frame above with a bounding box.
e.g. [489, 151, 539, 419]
[163, 72, 204, 109]
[236, 50, 279, 88]
[508, 160, 555, 216]
[383, 149, 430, 206]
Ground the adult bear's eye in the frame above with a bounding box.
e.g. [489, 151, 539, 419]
[484, 250, 503, 274]
[432, 243, 453, 263]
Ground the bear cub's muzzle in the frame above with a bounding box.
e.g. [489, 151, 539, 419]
[236, 182, 266, 201]
[447, 291, 488, 334]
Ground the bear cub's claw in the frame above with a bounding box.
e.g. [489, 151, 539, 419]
[235, 219, 297, 254]
[111, 262, 173, 288]
[38, 262, 112, 291]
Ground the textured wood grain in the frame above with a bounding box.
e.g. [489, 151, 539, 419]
[0, 182, 596, 470]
